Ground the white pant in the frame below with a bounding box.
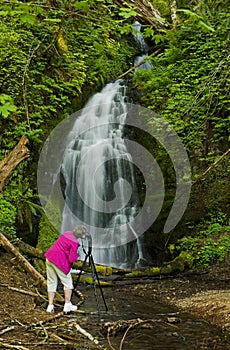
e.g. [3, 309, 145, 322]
[46, 259, 73, 292]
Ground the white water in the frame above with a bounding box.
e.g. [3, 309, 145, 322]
[60, 80, 143, 268]
[132, 20, 152, 70]
[59, 21, 153, 269]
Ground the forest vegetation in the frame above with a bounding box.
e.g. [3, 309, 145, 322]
[0, 0, 229, 273]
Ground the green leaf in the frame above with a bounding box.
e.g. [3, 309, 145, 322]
[0, 102, 17, 118]
[44, 18, 62, 23]
[73, 1, 90, 11]
[20, 14, 37, 25]
[93, 41, 104, 52]
[0, 11, 8, 16]
[198, 20, 215, 32]
[119, 8, 140, 20]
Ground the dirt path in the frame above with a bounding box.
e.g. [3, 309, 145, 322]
[0, 251, 229, 349]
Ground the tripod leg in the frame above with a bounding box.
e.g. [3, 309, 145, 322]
[73, 253, 89, 291]
[89, 255, 108, 312]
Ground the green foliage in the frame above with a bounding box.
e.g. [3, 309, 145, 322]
[0, 0, 137, 243]
[0, 94, 17, 118]
[0, 1, 136, 153]
[132, 2, 229, 266]
[119, 7, 139, 20]
[3, 177, 44, 233]
[177, 9, 215, 32]
[0, 197, 17, 236]
[175, 221, 230, 269]
[133, 26, 229, 160]
[36, 214, 59, 252]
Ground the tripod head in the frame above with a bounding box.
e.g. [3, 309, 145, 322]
[80, 231, 92, 255]
[73, 225, 92, 255]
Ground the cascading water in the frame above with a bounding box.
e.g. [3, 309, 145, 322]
[60, 21, 151, 269]
[132, 21, 152, 70]
[60, 80, 143, 268]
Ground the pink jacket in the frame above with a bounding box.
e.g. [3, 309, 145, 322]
[44, 231, 80, 275]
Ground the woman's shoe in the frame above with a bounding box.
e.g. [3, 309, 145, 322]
[46, 304, 54, 313]
[63, 302, 78, 313]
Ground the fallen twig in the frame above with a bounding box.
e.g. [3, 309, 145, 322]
[0, 326, 15, 336]
[119, 318, 148, 350]
[69, 322, 99, 345]
[103, 317, 180, 350]
[49, 332, 67, 343]
[24, 312, 64, 331]
[0, 283, 38, 297]
[39, 322, 49, 343]
[0, 342, 30, 350]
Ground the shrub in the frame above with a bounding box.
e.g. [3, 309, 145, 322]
[0, 197, 17, 236]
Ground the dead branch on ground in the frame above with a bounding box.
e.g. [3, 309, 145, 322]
[69, 321, 99, 345]
[0, 342, 30, 350]
[0, 283, 39, 297]
[0, 326, 15, 336]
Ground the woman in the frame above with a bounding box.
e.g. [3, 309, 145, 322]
[44, 225, 86, 313]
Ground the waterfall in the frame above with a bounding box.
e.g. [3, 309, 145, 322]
[59, 21, 152, 269]
[60, 80, 143, 268]
[132, 21, 152, 70]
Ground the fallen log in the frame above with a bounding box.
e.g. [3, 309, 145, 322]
[0, 136, 30, 193]
[14, 237, 45, 260]
[0, 232, 64, 302]
[3, 233, 45, 260]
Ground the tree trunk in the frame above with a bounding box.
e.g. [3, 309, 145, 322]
[2, 233, 45, 260]
[14, 237, 45, 260]
[113, 0, 169, 28]
[0, 232, 64, 302]
[0, 136, 30, 193]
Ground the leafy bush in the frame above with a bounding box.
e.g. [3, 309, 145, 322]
[175, 222, 230, 269]
[0, 197, 17, 236]
[3, 177, 44, 233]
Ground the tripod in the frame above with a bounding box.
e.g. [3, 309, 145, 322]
[73, 239, 108, 312]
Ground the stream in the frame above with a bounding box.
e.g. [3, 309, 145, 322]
[71, 281, 229, 350]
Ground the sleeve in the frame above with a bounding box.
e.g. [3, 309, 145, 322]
[68, 240, 80, 264]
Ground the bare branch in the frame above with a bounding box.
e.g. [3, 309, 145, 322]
[22, 42, 41, 131]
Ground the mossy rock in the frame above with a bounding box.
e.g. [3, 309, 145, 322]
[124, 251, 193, 278]
[73, 275, 111, 286]
[72, 261, 113, 276]
[93, 265, 113, 276]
